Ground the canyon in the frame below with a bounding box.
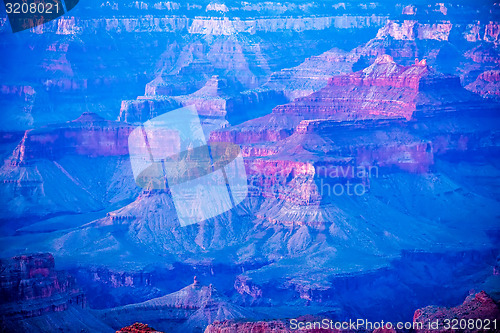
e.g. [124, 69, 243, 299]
[0, 0, 499, 332]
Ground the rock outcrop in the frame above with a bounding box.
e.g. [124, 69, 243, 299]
[263, 48, 359, 100]
[274, 55, 479, 120]
[102, 277, 254, 333]
[117, 322, 164, 333]
[0, 255, 114, 332]
[466, 70, 500, 101]
[375, 19, 499, 45]
[204, 320, 296, 333]
[8, 15, 387, 36]
[2, 3, 500, 333]
[0, 112, 140, 223]
[212, 55, 487, 145]
[120, 76, 233, 125]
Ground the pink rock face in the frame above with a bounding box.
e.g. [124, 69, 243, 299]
[466, 70, 500, 101]
[246, 159, 321, 205]
[0, 85, 36, 100]
[11, 112, 134, 164]
[116, 322, 164, 333]
[0, 253, 85, 318]
[402, 5, 416, 16]
[205, 318, 398, 332]
[477, 70, 500, 83]
[205, 291, 499, 333]
[210, 57, 483, 209]
[413, 291, 500, 333]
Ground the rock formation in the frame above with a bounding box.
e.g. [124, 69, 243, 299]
[0, 253, 109, 332]
[10, 112, 133, 164]
[211, 55, 488, 145]
[204, 291, 499, 333]
[0, 253, 84, 308]
[466, 70, 500, 101]
[102, 276, 254, 333]
[413, 291, 500, 333]
[1, 2, 500, 333]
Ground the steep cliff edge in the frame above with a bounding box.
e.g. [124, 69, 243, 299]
[0, 253, 85, 310]
[10, 112, 133, 164]
[119, 76, 232, 124]
[413, 291, 500, 333]
[274, 55, 471, 120]
[117, 322, 164, 333]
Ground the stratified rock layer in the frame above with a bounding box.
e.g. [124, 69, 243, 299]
[413, 291, 500, 333]
[117, 322, 164, 333]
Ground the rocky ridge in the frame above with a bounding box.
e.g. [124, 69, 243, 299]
[116, 322, 164, 333]
[211, 55, 488, 145]
[1, 2, 500, 332]
[101, 276, 255, 333]
[413, 291, 500, 333]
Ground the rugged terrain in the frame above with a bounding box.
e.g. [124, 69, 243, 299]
[0, 1, 499, 332]
[203, 291, 500, 332]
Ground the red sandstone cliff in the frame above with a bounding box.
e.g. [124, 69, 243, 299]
[466, 70, 500, 101]
[0, 253, 85, 320]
